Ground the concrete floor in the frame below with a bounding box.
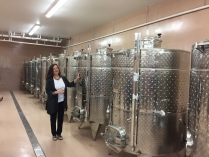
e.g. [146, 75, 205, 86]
[0, 90, 178, 157]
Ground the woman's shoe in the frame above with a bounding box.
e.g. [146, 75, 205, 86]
[57, 135, 63, 140]
[52, 136, 57, 141]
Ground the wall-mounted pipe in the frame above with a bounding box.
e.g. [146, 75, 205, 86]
[146, 6, 149, 23]
[2, 34, 62, 43]
[0, 39, 61, 48]
[64, 4, 209, 48]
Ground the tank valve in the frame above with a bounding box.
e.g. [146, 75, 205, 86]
[157, 33, 162, 38]
[153, 110, 165, 116]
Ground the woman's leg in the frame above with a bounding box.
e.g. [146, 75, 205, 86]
[57, 101, 64, 136]
[50, 111, 57, 136]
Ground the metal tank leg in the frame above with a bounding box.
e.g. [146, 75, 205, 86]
[78, 122, 83, 129]
[108, 148, 111, 155]
[176, 148, 186, 157]
[90, 122, 102, 141]
[68, 116, 73, 123]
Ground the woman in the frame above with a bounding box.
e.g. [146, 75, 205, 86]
[45, 64, 80, 141]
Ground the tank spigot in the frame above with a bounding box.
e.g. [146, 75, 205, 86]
[157, 33, 162, 38]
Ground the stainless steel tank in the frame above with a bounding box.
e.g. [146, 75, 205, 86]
[42, 55, 59, 103]
[25, 61, 29, 90]
[71, 47, 113, 140]
[66, 51, 80, 122]
[72, 52, 87, 126]
[101, 45, 190, 156]
[58, 53, 66, 76]
[28, 60, 33, 93]
[46, 55, 59, 71]
[40, 57, 47, 103]
[22, 61, 26, 87]
[31, 58, 36, 94]
[34, 58, 41, 98]
[187, 41, 209, 157]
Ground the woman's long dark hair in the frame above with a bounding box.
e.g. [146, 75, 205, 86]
[46, 64, 61, 79]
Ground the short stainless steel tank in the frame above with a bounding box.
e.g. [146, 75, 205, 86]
[102, 45, 190, 156]
[187, 41, 209, 157]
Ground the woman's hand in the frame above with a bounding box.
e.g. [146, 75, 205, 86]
[74, 73, 81, 83]
[52, 90, 64, 95]
[57, 90, 65, 94]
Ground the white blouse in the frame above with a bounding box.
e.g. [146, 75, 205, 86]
[53, 78, 65, 103]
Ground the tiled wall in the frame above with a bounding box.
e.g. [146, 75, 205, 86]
[68, 0, 209, 54]
[0, 42, 63, 90]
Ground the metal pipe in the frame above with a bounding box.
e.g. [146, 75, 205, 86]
[86, 45, 91, 120]
[63, 51, 67, 76]
[66, 39, 70, 55]
[130, 33, 140, 151]
[0, 39, 61, 48]
[64, 4, 209, 48]
[146, 6, 149, 23]
[1, 34, 62, 43]
[198, 41, 209, 46]
[113, 20, 115, 33]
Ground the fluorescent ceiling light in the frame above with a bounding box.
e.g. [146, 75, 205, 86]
[29, 24, 41, 36]
[46, 0, 68, 18]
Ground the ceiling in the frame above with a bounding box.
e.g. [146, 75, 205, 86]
[0, 0, 162, 39]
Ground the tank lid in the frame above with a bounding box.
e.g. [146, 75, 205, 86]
[96, 47, 113, 54]
[194, 40, 209, 53]
[140, 36, 162, 49]
[72, 50, 84, 57]
[110, 48, 135, 56]
[59, 53, 65, 57]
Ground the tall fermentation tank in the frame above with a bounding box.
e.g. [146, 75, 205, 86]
[58, 53, 66, 76]
[66, 51, 81, 122]
[28, 58, 36, 94]
[40, 57, 47, 103]
[25, 61, 29, 90]
[187, 41, 209, 157]
[31, 58, 36, 94]
[22, 61, 26, 87]
[72, 47, 112, 140]
[101, 38, 190, 157]
[34, 58, 41, 98]
[42, 55, 59, 103]
[46, 55, 59, 72]
[28, 60, 33, 93]
[72, 52, 87, 126]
